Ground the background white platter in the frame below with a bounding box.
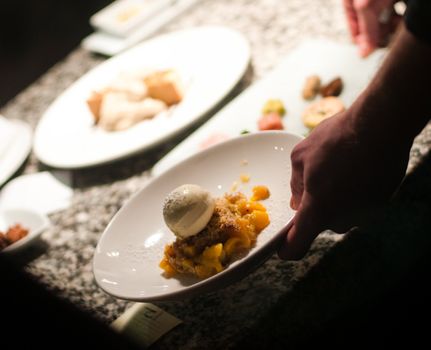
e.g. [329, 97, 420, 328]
[33, 26, 250, 169]
[152, 39, 386, 176]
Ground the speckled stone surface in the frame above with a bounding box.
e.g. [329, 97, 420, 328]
[1, 0, 431, 349]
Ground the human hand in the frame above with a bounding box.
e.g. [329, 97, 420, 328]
[278, 110, 411, 260]
[343, 0, 402, 57]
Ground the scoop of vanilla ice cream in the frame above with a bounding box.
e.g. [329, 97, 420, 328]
[163, 184, 215, 239]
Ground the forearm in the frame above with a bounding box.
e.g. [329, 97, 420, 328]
[349, 23, 431, 145]
[281, 2, 431, 261]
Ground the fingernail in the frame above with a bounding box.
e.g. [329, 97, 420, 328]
[290, 197, 297, 210]
[359, 41, 373, 57]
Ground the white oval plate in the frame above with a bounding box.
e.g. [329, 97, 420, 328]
[0, 208, 50, 254]
[33, 26, 250, 169]
[93, 131, 301, 301]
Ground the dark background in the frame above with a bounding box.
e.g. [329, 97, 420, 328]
[0, 0, 113, 107]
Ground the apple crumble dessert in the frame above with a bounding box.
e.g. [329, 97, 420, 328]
[159, 184, 270, 279]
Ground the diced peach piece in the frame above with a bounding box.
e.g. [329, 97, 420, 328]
[240, 174, 250, 183]
[248, 201, 266, 212]
[224, 235, 251, 257]
[250, 210, 270, 232]
[236, 217, 252, 234]
[202, 243, 223, 259]
[195, 264, 218, 279]
[237, 199, 251, 215]
[86, 90, 104, 123]
[251, 185, 270, 201]
[159, 258, 176, 277]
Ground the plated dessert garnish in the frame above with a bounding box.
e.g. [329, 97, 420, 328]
[86, 68, 184, 131]
[258, 98, 286, 131]
[301, 75, 345, 129]
[0, 223, 29, 252]
[159, 184, 270, 279]
[302, 75, 321, 100]
[302, 75, 344, 100]
[320, 76, 343, 97]
[302, 96, 345, 129]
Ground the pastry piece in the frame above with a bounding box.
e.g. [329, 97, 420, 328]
[86, 91, 104, 123]
[98, 92, 167, 131]
[106, 74, 148, 101]
[144, 69, 184, 106]
[85, 68, 184, 131]
[86, 75, 148, 123]
[302, 96, 345, 129]
[5, 224, 29, 243]
[302, 75, 321, 100]
[0, 224, 29, 251]
[320, 77, 343, 97]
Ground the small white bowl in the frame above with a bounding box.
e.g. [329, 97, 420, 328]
[0, 208, 50, 254]
[93, 131, 302, 301]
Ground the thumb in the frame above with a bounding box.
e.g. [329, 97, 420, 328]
[343, 0, 360, 41]
[356, 34, 375, 57]
[278, 193, 326, 260]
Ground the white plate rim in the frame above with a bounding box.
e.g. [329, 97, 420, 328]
[93, 131, 302, 301]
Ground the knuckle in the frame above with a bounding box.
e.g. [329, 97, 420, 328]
[290, 147, 303, 167]
[290, 177, 303, 195]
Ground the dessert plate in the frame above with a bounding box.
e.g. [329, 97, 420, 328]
[93, 131, 301, 301]
[33, 26, 250, 169]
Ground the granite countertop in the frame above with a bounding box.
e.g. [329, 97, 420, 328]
[2, 0, 431, 348]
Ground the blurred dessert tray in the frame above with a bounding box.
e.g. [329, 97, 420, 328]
[152, 39, 387, 176]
